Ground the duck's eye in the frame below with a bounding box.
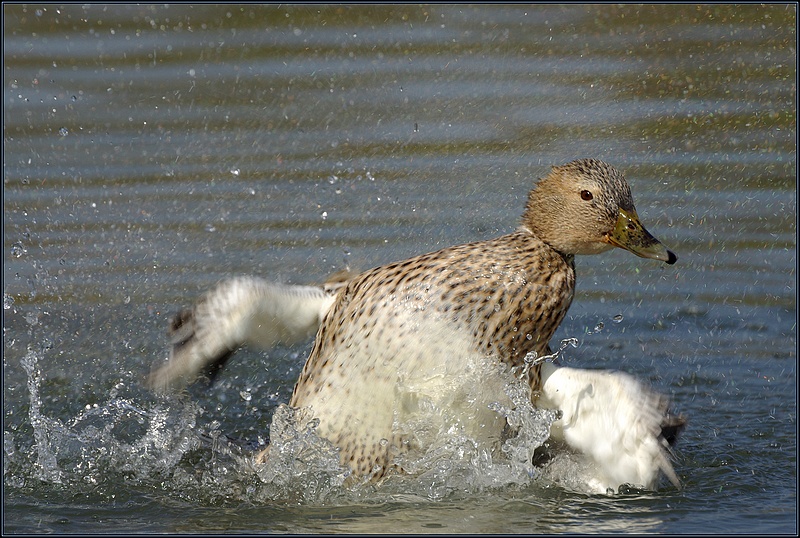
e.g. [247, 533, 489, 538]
[580, 190, 593, 201]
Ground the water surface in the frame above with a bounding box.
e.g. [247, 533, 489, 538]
[3, 4, 796, 534]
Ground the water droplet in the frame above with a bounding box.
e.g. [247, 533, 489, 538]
[379, 438, 388, 447]
[58, 127, 69, 137]
[239, 390, 252, 402]
[593, 322, 604, 333]
[562, 337, 579, 349]
[10, 242, 26, 258]
[230, 168, 240, 176]
[321, 211, 328, 220]
[3, 294, 15, 310]
[612, 314, 624, 323]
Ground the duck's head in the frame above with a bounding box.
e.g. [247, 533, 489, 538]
[523, 159, 677, 264]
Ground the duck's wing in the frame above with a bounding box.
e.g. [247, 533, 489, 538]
[538, 361, 683, 492]
[147, 276, 339, 392]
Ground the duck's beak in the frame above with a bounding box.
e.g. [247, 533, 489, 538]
[602, 208, 677, 264]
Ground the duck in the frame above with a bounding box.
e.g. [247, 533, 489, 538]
[147, 158, 684, 493]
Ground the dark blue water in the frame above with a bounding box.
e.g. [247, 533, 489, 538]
[3, 4, 796, 534]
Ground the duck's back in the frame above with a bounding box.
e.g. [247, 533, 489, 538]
[289, 230, 575, 479]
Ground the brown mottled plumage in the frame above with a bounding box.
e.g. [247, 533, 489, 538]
[148, 158, 682, 491]
[288, 232, 575, 477]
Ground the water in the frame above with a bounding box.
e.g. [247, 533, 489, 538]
[3, 4, 796, 534]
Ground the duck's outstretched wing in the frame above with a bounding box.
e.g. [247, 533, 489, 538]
[538, 361, 684, 493]
[147, 276, 340, 392]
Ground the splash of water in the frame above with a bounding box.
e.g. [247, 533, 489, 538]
[11, 346, 207, 495]
[249, 404, 350, 503]
[9, 337, 593, 505]
[380, 356, 561, 500]
[519, 337, 580, 374]
[19, 348, 63, 483]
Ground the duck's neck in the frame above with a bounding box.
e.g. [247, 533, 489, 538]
[515, 225, 575, 267]
[521, 186, 568, 254]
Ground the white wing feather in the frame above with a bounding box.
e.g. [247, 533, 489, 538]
[147, 276, 337, 392]
[538, 361, 680, 492]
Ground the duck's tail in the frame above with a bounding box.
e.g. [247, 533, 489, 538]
[146, 276, 344, 392]
[537, 361, 685, 493]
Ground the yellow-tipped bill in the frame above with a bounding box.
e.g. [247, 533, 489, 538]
[603, 208, 677, 264]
